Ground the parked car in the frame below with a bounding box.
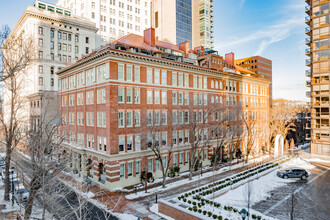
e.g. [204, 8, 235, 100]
[14, 186, 29, 202]
[277, 168, 308, 180]
[11, 178, 23, 187]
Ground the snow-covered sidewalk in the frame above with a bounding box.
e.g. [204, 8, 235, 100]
[126, 156, 269, 199]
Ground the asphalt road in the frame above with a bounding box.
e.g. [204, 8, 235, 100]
[253, 159, 330, 220]
[12, 151, 117, 220]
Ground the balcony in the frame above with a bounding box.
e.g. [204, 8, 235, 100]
[306, 59, 311, 66]
[306, 91, 311, 98]
[306, 70, 311, 77]
[305, 0, 310, 5]
[306, 80, 311, 87]
[305, 37, 311, 45]
[306, 48, 311, 56]
[305, 5, 311, 14]
[305, 26, 311, 35]
[305, 16, 311, 24]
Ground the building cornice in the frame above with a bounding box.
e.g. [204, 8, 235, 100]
[6, 6, 98, 45]
[57, 48, 271, 85]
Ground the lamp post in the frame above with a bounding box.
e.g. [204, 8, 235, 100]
[239, 208, 247, 220]
[144, 167, 147, 193]
[11, 166, 15, 207]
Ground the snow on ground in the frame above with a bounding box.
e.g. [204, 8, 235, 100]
[150, 204, 175, 220]
[16, 151, 31, 160]
[212, 158, 315, 219]
[305, 158, 330, 163]
[126, 156, 269, 199]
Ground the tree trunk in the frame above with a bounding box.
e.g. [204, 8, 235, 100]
[189, 167, 193, 180]
[24, 187, 37, 220]
[4, 153, 11, 201]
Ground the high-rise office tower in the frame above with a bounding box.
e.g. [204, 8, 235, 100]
[56, 0, 151, 43]
[305, 0, 330, 156]
[151, 0, 214, 49]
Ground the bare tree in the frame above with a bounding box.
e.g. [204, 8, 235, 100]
[0, 25, 35, 201]
[143, 114, 174, 188]
[187, 103, 215, 180]
[242, 110, 257, 163]
[269, 101, 299, 154]
[23, 100, 64, 219]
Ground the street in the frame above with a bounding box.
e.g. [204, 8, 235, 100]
[11, 151, 117, 220]
[253, 159, 330, 220]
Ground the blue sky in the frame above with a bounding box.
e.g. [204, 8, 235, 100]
[0, 0, 307, 101]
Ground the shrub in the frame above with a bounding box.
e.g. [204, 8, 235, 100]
[188, 207, 192, 211]
[208, 211, 212, 217]
[233, 208, 238, 212]
[192, 201, 196, 205]
[188, 200, 191, 204]
[198, 209, 202, 213]
[252, 214, 257, 219]
[183, 198, 187, 202]
[257, 216, 261, 220]
[203, 210, 207, 215]
[218, 216, 222, 220]
[213, 214, 218, 219]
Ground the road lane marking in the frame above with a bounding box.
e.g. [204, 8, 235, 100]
[264, 167, 330, 215]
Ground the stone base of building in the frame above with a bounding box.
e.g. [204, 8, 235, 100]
[158, 200, 202, 220]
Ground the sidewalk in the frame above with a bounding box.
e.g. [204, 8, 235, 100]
[58, 156, 273, 219]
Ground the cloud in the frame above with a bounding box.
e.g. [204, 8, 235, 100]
[215, 16, 303, 55]
[239, 0, 246, 9]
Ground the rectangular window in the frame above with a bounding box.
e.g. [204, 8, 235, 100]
[118, 64, 124, 80]
[147, 68, 153, 83]
[162, 133, 167, 146]
[172, 72, 177, 86]
[135, 135, 141, 151]
[134, 89, 140, 104]
[161, 70, 167, 85]
[178, 93, 183, 105]
[126, 88, 132, 103]
[193, 76, 197, 88]
[184, 73, 189, 87]
[134, 66, 140, 82]
[173, 154, 177, 166]
[162, 91, 167, 104]
[127, 162, 133, 176]
[198, 76, 202, 88]
[147, 111, 153, 126]
[118, 111, 125, 127]
[185, 131, 189, 143]
[162, 111, 167, 125]
[154, 69, 160, 84]
[135, 111, 140, 126]
[172, 92, 177, 105]
[126, 65, 132, 81]
[120, 164, 125, 178]
[118, 88, 124, 103]
[172, 131, 177, 145]
[127, 136, 133, 151]
[127, 111, 133, 127]
[184, 111, 189, 124]
[178, 73, 183, 87]
[178, 111, 183, 124]
[147, 90, 153, 104]
[119, 137, 125, 152]
[204, 77, 207, 89]
[155, 111, 160, 125]
[172, 111, 177, 124]
[136, 161, 140, 174]
[148, 158, 153, 172]
[154, 91, 160, 104]
[184, 93, 189, 105]
[180, 153, 183, 164]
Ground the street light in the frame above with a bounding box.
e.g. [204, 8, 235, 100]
[240, 208, 247, 220]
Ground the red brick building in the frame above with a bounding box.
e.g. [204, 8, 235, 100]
[57, 28, 270, 190]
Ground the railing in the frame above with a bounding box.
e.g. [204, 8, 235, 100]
[305, 16, 311, 23]
[306, 91, 311, 97]
[306, 59, 311, 65]
[306, 48, 311, 54]
[305, 70, 311, 77]
[306, 80, 311, 86]
[305, 27, 311, 35]
[305, 5, 311, 12]
[305, 37, 311, 44]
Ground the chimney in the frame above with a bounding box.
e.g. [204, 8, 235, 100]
[144, 28, 156, 47]
[225, 52, 235, 66]
[194, 46, 204, 55]
[179, 41, 190, 54]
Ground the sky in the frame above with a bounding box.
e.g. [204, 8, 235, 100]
[0, 0, 307, 101]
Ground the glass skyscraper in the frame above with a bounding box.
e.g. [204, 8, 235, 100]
[176, 0, 193, 47]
